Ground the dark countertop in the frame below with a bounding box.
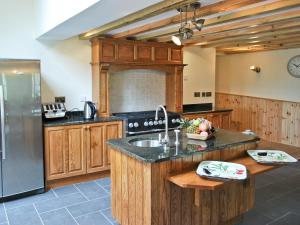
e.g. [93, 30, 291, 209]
[107, 129, 259, 163]
[181, 108, 233, 115]
[43, 111, 123, 127]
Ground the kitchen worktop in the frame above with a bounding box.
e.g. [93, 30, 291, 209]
[181, 108, 233, 115]
[107, 129, 259, 163]
[43, 111, 123, 127]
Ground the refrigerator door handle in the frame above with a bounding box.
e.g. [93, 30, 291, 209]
[0, 85, 5, 160]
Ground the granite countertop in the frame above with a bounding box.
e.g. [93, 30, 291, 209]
[43, 111, 123, 127]
[107, 129, 259, 163]
[181, 108, 233, 115]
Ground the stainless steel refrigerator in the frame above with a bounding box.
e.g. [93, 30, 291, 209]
[0, 59, 44, 200]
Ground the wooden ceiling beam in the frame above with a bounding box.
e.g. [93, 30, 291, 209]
[78, 0, 198, 40]
[157, 8, 300, 43]
[137, 0, 300, 41]
[112, 0, 264, 39]
[195, 27, 300, 48]
[218, 43, 300, 54]
[218, 38, 300, 50]
[183, 18, 300, 45]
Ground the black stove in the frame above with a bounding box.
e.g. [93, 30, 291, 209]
[113, 110, 181, 136]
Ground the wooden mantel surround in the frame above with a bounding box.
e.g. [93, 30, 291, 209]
[91, 38, 185, 117]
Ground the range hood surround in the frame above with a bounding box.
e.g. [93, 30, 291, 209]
[91, 38, 186, 117]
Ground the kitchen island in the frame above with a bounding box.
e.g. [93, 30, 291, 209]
[107, 129, 260, 225]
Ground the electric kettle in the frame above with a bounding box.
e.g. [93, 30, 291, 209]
[83, 101, 96, 120]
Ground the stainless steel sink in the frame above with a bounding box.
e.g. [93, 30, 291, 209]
[129, 139, 161, 148]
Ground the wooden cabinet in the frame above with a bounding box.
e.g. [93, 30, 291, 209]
[183, 111, 232, 129]
[44, 121, 122, 181]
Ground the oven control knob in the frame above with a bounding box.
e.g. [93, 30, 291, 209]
[154, 120, 158, 125]
[158, 120, 163, 125]
[172, 119, 176, 124]
[163, 120, 166, 124]
[128, 123, 134, 128]
[176, 118, 181, 123]
[149, 121, 154, 126]
[144, 121, 149, 127]
[134, 122, 139, 128]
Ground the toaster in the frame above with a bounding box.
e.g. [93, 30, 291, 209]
[42, 103, 66, 119]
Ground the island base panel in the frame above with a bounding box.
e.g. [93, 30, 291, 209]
[110, 143, 256, 225]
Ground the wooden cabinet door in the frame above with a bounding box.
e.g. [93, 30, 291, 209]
[208, 114, 222, 128]
[86, 124, 106, 173]
[220, 112, 231, 129]
[104, 122, 123, 166]
[44, 127, 67, 181]
[65, 126, 87, 177]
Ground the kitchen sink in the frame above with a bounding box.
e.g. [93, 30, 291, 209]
[129, 139, 162, 148]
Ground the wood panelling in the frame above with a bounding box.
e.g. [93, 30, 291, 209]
[216, 92, 300, 147]
[136, 45, 152, 61]
[91, 38, 183, 64]
[44, 121, 123, 183]
[118, 44, 135, 61]
[110, 142, 257, 225]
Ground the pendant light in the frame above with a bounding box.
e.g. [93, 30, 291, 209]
[171, 2, 205, 46]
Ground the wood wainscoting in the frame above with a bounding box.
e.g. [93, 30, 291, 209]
[216, 92, 300, 147]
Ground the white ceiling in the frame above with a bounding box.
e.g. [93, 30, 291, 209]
[37, 0, 221, 40]
[37, 0, 277, 40]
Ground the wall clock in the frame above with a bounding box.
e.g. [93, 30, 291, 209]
[287, 55, 300, 78]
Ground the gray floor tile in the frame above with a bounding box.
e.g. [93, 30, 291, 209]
[68, 197, 111, 217]
[75, 181, 109, 200]
[0, 204, 7, 224]
[96, 177, 111, 187]
[40, 208, 77, 225]
[6, 204, 43, 225]
[255, 174, 276, 189]
[268, 212, 300, 225]
[101, 208, 119, 224]
[102, 185, 111, 194]
[35, 192, 87, 213]
[53, 185, 79, 197]
[76, 211, 111, 225]
[4, 190, 56, 209]
[0, 223, 8, 225]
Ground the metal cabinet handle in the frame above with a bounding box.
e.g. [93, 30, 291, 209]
[0, 85, 6, 160]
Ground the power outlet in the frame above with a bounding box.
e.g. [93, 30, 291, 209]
[206, 92, 212, 97]
[194, 92, 201, 97]
[55, 96, 65, 103]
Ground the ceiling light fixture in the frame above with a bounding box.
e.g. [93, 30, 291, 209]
[171, 2, 205, 46]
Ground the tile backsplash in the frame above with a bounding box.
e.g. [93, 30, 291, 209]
[109, 69, 166, 113]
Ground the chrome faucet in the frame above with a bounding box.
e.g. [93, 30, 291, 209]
[155, 105, 169, 144]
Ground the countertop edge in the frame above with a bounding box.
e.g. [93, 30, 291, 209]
[43, 116, 124, 127]
[107, 136, 260, 163]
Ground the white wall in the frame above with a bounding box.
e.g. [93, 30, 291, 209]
[183, 46, 216, 105]
[109, 70, 166, 113]
[216, 48, 300, 102]
[0, 0, 91, 110]
[35, 0, 100, 37]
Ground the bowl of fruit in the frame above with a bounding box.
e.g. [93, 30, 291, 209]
[181, 118, 215, 141]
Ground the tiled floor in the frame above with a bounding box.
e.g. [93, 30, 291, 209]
[1, 163, 300, 225]
[0, 177, 117, 225]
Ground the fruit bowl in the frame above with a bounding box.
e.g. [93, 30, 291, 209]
[181, 118, 215, 141]
[186, 131, 214, 140]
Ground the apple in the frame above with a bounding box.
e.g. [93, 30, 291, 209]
[200, 131, 208, 137]
[199, 122, 209, 132]
[193, 119, 200, 126]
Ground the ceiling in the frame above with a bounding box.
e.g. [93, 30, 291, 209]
[40, 0, 300, 54]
